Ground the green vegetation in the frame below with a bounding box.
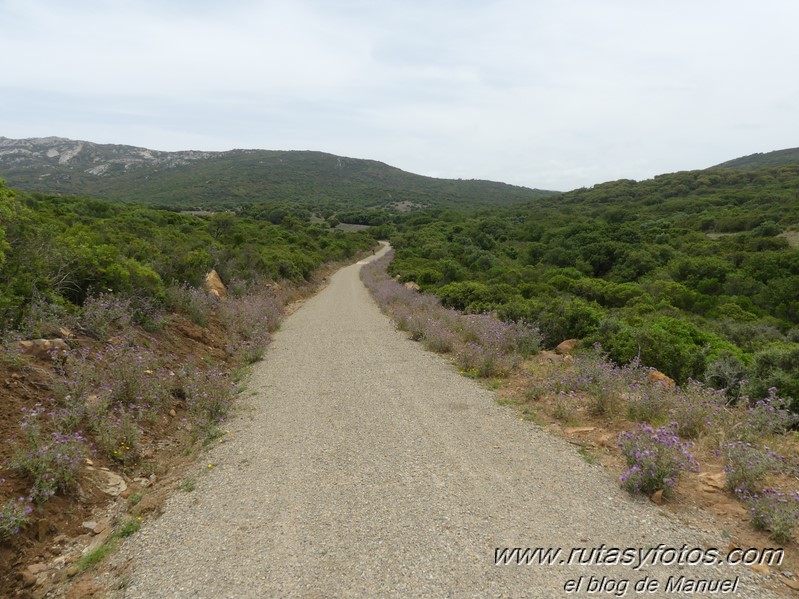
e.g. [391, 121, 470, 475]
[77, 537, 118, 572]
[0, 180, 376, 330]
[0, 138, 556, 212]
[713, 147, 799, 170]
[180, 478, 196, 492]
[387, 165, 799, 402]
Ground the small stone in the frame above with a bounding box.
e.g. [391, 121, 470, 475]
[564, 426, 596, 434]
[21, 571, 37, 588]
[650, 490, 664, 505]
[782, 577, 799, 590]
[751, 563, 770, 575]
[82, 521, 98, 532]
[82, 527, 113, 555]
[18, 338, 68, 359]
[53, 555, 68, 568]
[555, 339, 580, 355]
[66, 565, 80, 578]
[169, 409, 177, 417]
[698, 471, 726, 491]
[713, 501, 747, 517]
[87, 468, 127, 496]
[93, 520, 109, 535]
[597, 433, 614, 448]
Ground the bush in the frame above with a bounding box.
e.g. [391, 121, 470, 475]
[747, 490, 799, 543]
[90, 405, 141, 465]
[668, 381, 725, 440]
[618, 423, 699, 497]
[723, 442, 784, 496]
[0, 497, 33, 541]
[746, 345, 799, 408]
[164, 283, 217, 327]
[738, 389, 799, 441]
[180, 366, 236, 437]
[705, 353, 747, 402]
[9, 405, 89, 504]
[79, 293, 132, 340]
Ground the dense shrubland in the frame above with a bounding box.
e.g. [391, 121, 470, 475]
[387, 165, 799, 404]
[0, 180, 376, 333]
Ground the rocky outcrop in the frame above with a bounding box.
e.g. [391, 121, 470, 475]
[204, 270, 227, 299]
[646, 369, 676, 390]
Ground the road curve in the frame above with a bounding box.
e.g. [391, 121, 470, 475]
[118, 247, 777, 598]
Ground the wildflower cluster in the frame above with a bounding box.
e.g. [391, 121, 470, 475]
[95, 343, 169, 410]
[19, 296, 73, 339]
[535, 349, 627, 418]
[723, 442, 785, 497]
[51, 343, 171, 463]
[164, 283, 217, 327]
[361, 253, 540, 377]
[745, 489, 799, 543]
[9, 405, 89, 504]
[618, 423, 699, 497]
[0, 497, 34, 540]
[666, 381, 725, 440]
[79, 293, 133, 340]
[738, 388, 799, 442]
[219, 287, 283, 364]
[179, 365, 236, 438]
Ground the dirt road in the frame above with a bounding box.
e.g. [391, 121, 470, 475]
[118, 247, 777, 598]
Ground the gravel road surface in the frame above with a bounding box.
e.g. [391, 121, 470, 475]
[118, 247, 779, 598]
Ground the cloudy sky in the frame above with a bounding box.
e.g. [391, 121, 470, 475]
[1, 0, 797, 191]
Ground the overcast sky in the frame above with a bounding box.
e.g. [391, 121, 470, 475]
[1, 0, 797, 191]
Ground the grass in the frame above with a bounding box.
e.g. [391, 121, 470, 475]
[118, 518, 142, 538]
[180, 478, 197, 492]
[578, 446, 599, 465]
[77, 538, 119, 573]
[127, 492, 143, 507]
[76, 517, 143, 572]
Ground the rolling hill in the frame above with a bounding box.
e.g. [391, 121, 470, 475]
[711, 147, 799, 170]
[0, 136, 556, 211]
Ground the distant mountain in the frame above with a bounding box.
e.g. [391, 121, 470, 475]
[0, 137, 556, 211]
[711, 147, 799, 170]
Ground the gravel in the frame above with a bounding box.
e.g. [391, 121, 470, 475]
[116, 247, 781, 598]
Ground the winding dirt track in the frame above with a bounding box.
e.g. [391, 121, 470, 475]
[119, 248, 777, 598]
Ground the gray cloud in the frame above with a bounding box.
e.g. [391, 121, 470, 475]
[1, 0, 797, 190]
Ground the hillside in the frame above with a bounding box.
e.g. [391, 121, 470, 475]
[0, 137, 555, 211]
[387, 163, 799, 397]
[712, 147, 799, 170]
